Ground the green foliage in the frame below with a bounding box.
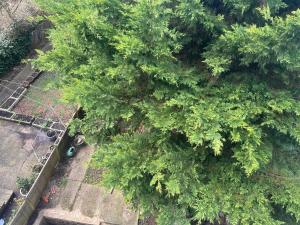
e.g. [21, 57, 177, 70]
[16, 174, 36, 192]
[34, 0, 300, 224]
[203, 10, 300, 77]
[0, 23, 32, 75]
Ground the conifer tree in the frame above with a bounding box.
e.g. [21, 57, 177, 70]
[35, 0, 300, 224]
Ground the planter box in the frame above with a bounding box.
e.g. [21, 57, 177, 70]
[11, 114, 35, 125]
[32, 118, 53, 129]
[25, 76, 35, 84]
[0, 110, 14, 119]
[31, 71, 42, 79]
[11, 87, 26, 98]
[51, 122, 65, 131]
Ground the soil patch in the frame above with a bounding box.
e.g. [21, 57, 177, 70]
[83, 166, 103, 185]
[139, 216, 157, 225]
[13, 73, 77, 124]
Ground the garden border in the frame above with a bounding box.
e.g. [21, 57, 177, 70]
[0, 109, 65, 133]
[8, 109, 80, 225]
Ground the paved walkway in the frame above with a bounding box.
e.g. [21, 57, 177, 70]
[0, 43, 51, 105]
[0, 120, 51, 192]
[0, 63, 32, 105]
[33, 146, 138, 225]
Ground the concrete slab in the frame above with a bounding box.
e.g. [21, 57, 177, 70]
[122, 204, 139, 225]
[68, 146, 93, 181]
[73, 183, 102, 218]
[0, 120, 51, 192]
[98, 189, 124, 225]
[59, 180, 82, 211]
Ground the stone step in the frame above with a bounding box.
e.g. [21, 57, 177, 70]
[73, 184, 138, 225]
[59, 180, 82, 211]
[38, 209, 100, 225]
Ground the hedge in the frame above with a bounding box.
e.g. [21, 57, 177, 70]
[0, 23, 32, 75]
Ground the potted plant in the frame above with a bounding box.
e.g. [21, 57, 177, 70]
[32, 163, 43, 173]
[16, 175, 36, 197]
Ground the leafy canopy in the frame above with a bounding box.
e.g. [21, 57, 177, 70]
[35, 0, 300, 224]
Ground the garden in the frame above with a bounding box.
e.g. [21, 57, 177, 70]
[13, 72, 77, 124]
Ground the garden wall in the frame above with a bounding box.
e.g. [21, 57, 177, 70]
[9, 130, 71, 225]
[31, 21, 51, 49]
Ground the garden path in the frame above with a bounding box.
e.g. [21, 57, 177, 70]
[32, 145, 138, 225]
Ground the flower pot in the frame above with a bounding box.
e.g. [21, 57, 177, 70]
[46, 130, 57, 142]
[32, 163, 43, 173]
[73, 135, 85, 147]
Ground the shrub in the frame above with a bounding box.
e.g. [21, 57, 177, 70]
[0, 22, 32, 75]
[16, 174, 36, 192]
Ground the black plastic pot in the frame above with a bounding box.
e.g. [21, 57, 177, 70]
[46, 130, 57, 142]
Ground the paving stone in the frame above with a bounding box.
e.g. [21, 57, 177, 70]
[0, 98, 15, 110]
[60, 180, 82, 211]
[94, 187, 138, 225]
[32, 145, 138, 225]
[68, 147, 93, 181]
[75, 184, 101, 218]
[98, 189, 124, 225]
[42, 209, 99, 225]
[122, 205, 139, 225]
[0, 120, 51, 192]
